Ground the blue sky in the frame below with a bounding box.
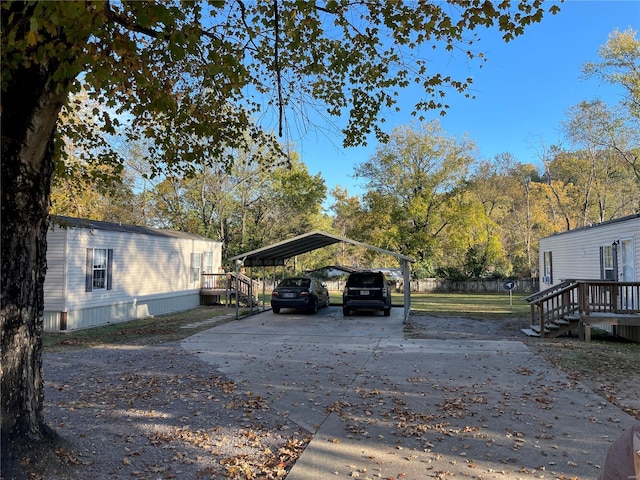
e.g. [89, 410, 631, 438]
[288, 0, 639, 201]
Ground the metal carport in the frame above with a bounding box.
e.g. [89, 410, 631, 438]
[227, 231, 415, 322]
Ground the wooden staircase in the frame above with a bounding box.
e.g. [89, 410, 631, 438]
[522, 280, 581, 338]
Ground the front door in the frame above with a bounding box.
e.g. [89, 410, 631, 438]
[621, 238, 635, 282]
[620, 238, 637, 309]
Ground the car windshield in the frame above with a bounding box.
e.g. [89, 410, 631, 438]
[348, 274, 383, 288]
[278, 278, 311, 288]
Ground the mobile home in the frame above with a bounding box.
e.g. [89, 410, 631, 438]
[43, 216, 222, 331]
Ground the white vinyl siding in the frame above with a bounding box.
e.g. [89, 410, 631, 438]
[538, 216, 640, 342]
[539, 216, 640, 286]
[42, 228, 67, 312]
[63, 231, 214, 310]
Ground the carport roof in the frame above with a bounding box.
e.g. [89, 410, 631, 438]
[227, 231, 415, 267]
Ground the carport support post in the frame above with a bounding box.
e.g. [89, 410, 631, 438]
[262, 266, 266, 311]
[402, 259, 411, 323]
[235, 259, 244, 319]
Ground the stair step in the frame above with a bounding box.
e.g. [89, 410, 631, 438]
[521, 328, 540, 337]
[529, 325, 550, 334]
[554, 319, 571, 325]
[564, 314, 580, 321]
[547, 323, 560, 330]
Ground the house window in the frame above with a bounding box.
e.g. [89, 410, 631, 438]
[203, 251, 214, 274]
[600, 245, 615, 280]
[542, 251, 553, 284]
[86, 248, 113, 292]
[191, 252, 201, 283]
[93, 249, 107, 289]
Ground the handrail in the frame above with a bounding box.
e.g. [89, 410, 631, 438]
[229, 271, 261, 305]
[525, 281, 580, 336]
[523, 279, 575, 304]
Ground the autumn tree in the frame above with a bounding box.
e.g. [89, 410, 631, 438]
[560, 100, 640, 221]
[536, 100, 640, 232]
[329, 187, 372, 268]
[469, 154, 546, 277]
[147, 151, 274, 242]
[351, 122, 478, 274]
[148, 153, 327, 260]
[582, 28, 640, 180]
[583, 28, 640, 119]
[241, 154, 327, 256]
[1, 0, 560, 468]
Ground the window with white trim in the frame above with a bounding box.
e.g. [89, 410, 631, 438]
[191, 252, 201, 283]
[86, 248, 113, 292]
[600, 245, 615, 280]
[203, 251, 214, 274]
[542, 251, 553, 284]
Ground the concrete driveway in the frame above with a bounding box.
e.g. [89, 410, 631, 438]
[182, 306, 636, 479]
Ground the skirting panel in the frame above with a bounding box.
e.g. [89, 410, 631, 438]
[43, 293, 200, 331]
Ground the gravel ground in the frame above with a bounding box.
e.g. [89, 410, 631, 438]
[28, 342, 310, 480]
[406, 313, 640, 419]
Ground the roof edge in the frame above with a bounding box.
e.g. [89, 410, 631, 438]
[228, 230, 415, 265]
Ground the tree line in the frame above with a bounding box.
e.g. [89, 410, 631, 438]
[51, 28, 640, 280]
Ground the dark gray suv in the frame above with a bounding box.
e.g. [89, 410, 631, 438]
[342, 271, 391, 316]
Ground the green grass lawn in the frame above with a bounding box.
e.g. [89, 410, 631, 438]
[326, 290, 530, 321]
[408, 292, 530, 320]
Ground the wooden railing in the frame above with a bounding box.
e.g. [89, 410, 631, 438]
[200, 272, 261, 307]
[524, 280, 640, 340]
[523, 280, 580, 337]
[231, 272, 261, 306]
[578, 281, 640, 315]
[201, 273, 231, 291]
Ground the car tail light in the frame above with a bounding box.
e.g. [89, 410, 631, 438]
[300, 291, 310, 297]
[272, 291, 280, 298]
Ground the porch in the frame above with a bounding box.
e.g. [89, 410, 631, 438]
[200, 272, 261, 308]
[523, 280, 640, 341]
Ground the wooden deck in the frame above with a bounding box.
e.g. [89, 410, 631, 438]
[199, 273, 261, 307]
[579, 312, 640, 341]
[524, 280, 640, 341]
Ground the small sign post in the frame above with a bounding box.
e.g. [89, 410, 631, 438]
[503, 281, 516, 306]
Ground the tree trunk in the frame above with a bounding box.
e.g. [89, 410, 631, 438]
[1, 55, 71, 461]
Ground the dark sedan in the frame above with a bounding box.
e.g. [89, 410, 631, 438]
[271, 276, 330, 314]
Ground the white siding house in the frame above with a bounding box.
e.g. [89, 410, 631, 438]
[538, 214, 640, 341]
[43, 216, 223, 331]
[538, 214, 639, 287]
